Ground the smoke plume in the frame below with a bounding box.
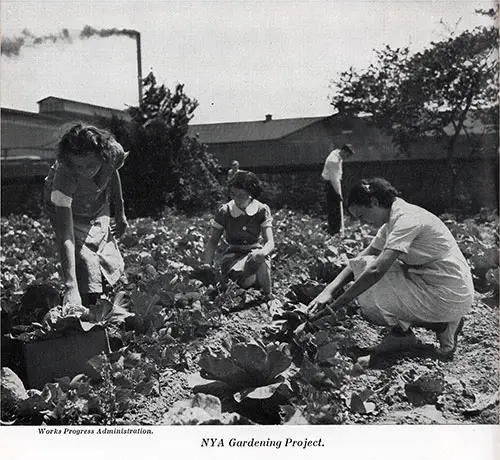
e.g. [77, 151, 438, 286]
[1, 29, 72, 57]
[2, 26, 139, 57]
[79, 26, 139, 40]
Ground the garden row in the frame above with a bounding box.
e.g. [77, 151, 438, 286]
[1, 208, 498, 424]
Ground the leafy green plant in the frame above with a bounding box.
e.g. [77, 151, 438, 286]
[286, 281, 327, 305]
[96, 353, 117, 425]
[196, 340, 292, 394]
[125, 269, 222, 340]
[189, 340, 293, 423]
[163, 301, 222, 342]
[81, 292, 134, 331]
[18, 375, 104, 425]
[212, 281, 266, 314]
[162, 393, 246, 425]
[286, 386, 347, 425]
[7, 292, 134, 343]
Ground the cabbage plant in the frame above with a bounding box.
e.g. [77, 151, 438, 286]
[191, 340, 293, 404]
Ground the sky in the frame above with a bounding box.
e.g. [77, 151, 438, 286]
[1, 0, 497, 124]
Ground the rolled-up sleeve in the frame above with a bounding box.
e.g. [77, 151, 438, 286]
[370, 225, 388, 251]
[50, 190, 73, 207]
[50, 163, 77, 206]
[384, 216, 421, 254]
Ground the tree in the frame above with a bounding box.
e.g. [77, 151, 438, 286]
[105, 72, 223, 217]
[329, 10, 498, 209]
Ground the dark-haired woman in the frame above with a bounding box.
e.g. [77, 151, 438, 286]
[44, 123, 129, 307]
[309, 178, 474, 357]
[201, 170, 274, 294]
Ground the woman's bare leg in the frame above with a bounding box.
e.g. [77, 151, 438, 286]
[239, 274, 257, 289]
[256, 263, 272, 295]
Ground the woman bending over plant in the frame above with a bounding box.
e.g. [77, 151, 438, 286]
[44, 123, 129, 307]
[308, 177, 474, 358]
[201, 170, 275, 295]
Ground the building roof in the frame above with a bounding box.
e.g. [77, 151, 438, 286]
[188, 115, 329, 144]
[188, 109, 497, 146]
[1, 107, 67, 123]
[36, 96, 129, 113]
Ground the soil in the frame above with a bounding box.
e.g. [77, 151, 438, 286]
[122, 291, 499, 425]
[2, 211, 498, 426]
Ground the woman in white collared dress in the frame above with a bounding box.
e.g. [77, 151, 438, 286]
[201, 171, 274, 294]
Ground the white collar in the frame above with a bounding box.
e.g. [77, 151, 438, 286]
[228, 199, 260, 217]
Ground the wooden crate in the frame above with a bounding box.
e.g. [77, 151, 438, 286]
[22, 328, 110, 390]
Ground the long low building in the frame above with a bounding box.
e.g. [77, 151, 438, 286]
[1, 97, 498, 213]
[186, 112, 498, 213]
[187, 111, 498, 169]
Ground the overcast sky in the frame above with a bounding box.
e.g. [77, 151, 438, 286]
[1, 0, 496, 124]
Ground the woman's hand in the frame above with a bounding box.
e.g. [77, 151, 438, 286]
[249, 249, 266, 264]
[112, 215, 129, 238]
[63, 286, 82, 307]
[308, 290, 334, 316]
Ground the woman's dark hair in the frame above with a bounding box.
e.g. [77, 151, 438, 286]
[228, 170, 263, 198]
[347, 177, 400, 209]
[57, 123, 126, 168]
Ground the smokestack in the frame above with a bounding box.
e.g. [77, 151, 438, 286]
[79, 26, 143, 106]
[135, 32, 143, 106]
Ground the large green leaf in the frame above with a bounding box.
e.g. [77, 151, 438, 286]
[233, 381, 288, 402]
[198, 354, 250, 388]
[230, 342, 269, 382]
[315, 342, 339, 364]
[91, 296, 134, 326]
[263, 347, 292, 381]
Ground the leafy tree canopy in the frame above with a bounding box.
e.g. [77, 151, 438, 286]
[329, 11, 498, 156]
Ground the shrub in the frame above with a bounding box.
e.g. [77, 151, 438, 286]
[105, 72, 223, 217]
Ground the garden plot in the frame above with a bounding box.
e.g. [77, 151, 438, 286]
[1, 209, 498, 425]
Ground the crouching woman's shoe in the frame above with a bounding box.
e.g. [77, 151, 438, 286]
[374, 326, 418, 354]
[436, 317, 465, 358]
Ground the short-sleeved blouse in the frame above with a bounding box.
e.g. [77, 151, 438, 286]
[369, 198, 465, 266]
[44, 160, 116, 220]
[211, 199, 272, 246]
[357, 198, 473, 324]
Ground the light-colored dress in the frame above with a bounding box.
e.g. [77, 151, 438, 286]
[211, 199, 272, 278]
[44, 160, 124, 294]
[350, 198, 474, 329]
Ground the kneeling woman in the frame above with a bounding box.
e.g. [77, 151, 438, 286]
[201, 171, 274, 294]
[309, 178, 474, 357]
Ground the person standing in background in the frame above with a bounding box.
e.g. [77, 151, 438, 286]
[227, 160, 240, 184]
[321, 144, 354, 236]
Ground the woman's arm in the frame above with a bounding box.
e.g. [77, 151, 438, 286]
[249, 226, 274, 264]
[260, 227, 275, 256]
[54, 206, 82, 305]
[110, 170, 128, 237]
[308, 244, 382, 314]
[328, 248, 401, 309]
[201, 227, 223, 265]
